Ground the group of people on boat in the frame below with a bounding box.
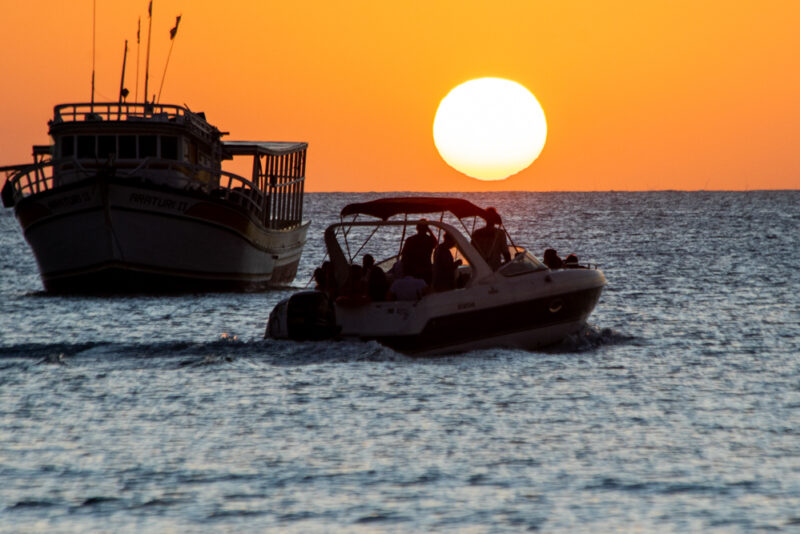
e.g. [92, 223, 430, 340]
[543, 248, 581, 270]
[313, 207, 583, 304]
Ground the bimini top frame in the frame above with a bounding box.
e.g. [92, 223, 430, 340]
[340, 197, 491, 221]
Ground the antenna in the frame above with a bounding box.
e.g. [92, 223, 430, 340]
[90, 0, 96, 110]
[157, 15, 181, 103]
[143, 1, 153, 106]
[119, 40, 129, 103]
[134, 17, 141, 102]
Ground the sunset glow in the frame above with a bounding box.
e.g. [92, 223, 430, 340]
[1, 1, 799, 192]
[433, 78, 547, 181]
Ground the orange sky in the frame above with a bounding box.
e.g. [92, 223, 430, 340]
[1, 0, 799, 191]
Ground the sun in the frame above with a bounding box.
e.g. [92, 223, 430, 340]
[433, 78, 547, 181]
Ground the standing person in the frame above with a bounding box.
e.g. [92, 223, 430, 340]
[470, 207, 510, 270]
[401, 221, 437, 284]
[432, 233, 462, 292]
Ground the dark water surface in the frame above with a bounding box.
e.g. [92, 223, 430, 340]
[1, 191, 799, 533]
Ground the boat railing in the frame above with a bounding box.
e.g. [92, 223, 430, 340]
[2, 159, 63, 202]
[52, 103, 219, 142]
[115, 158, 267, 217]
[2, 157, 301, 227]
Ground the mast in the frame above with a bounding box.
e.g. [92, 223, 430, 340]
[134, 17, 141, 102]
[143, 1, 153, 106]
[119, 40, 129, 103]
[90, 0, 96, 111]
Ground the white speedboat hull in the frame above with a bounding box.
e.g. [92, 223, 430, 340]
[337, 269, 604, 355]
[269, 269, 604, 355]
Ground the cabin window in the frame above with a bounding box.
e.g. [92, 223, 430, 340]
[160, 136, 178, 160]
[139, 135, 157, 158]
[119, 135, 136, 159]
[61, 136, 74, 158]
[77, 135, 96, 158]
[98, 135, 116, 158]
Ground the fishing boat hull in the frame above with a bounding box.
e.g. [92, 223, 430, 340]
[14, 177, 308, 293]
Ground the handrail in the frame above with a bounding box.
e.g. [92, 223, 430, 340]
[54, 102, 187, 123]
[51, 102, 219, 141]
[3, 157, 308, 226]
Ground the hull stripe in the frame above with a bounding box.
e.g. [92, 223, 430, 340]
[376, 286, 603, 354]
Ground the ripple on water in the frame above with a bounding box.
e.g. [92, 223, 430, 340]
[1, 192, 799, 532]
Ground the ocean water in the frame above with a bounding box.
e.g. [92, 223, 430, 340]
[1, 191, 798, 533]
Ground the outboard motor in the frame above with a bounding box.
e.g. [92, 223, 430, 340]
[266, 291, 338, 341]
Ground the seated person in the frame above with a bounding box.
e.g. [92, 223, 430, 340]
[401, 221, 437, 284]
[362, 254, 388, 301]
[470, 207, 510, 270]
[564, 253, 579, 267]
[315, 261, 337, 298]
[341, 264, 366, 298]
[362, 254, 376, 273]
[432, 233, 462, 292]
[543, 248, 563, 269]
[387, 258, 404, 281]
[388, 274, 427, 301]
[313, 267, 326, 291]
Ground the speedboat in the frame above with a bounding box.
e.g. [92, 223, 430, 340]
[1, 102, 309, 292]
[267, 197, 605, 355]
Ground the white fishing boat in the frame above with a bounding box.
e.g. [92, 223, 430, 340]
[267, 197, 605, 355]
[1, 102, 309, 292]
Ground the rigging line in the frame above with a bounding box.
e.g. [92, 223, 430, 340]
[397, 214, 407, 257]
[502, 224, 517, 252]
[157, 15, 181, 103]
[435, 211, 445, 241]
[156, 38, 175, 103]
[340, 215, 356, 263]
[304, 252, 329, 289]
[350, 225, 379, 261]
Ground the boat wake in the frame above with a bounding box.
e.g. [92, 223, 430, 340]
[547, 324, 636, 353]
[0, 335, 410, 368]
[0, 324, 634, 368]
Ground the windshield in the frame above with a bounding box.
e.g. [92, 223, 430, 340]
[499, 247, 547, 277]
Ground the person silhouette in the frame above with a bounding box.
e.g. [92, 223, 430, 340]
[432, 233, 462, 292]
[401, 221, 437, 284]
[362, 254, 388, 301]
[388, 274, 427, 301]
[543, 249, 563, 269]
[470, 207, 510, 270]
